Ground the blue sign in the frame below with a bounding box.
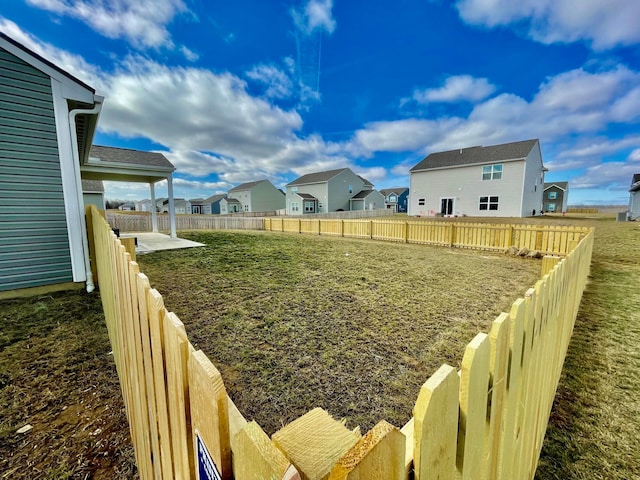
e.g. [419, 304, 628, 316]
[196, 431, 222, 480]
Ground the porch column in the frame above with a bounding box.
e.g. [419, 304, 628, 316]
[167, 173, 177, 238]
[149, 181, 158, 233]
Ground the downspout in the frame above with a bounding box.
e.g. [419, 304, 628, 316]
[68, 96, 104, 293]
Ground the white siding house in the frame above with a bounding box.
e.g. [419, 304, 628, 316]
[629, 174, 640, 220]
[408, 139, 546, 218]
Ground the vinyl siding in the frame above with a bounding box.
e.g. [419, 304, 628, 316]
[409, 161, 527, 217]
[0, 47, 72, 291]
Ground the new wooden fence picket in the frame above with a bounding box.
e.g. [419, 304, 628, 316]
[89, 205, 594, 479]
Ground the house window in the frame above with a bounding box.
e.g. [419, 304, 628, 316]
[482, 164, 503, 180]
[548, 191, 557, 199]
[389, 194, 397, 202]
[418, 198, 426, 206]
[291, 186, 297, 193]
[479, 196, 499, 211]
[292, 202, 299, 212]
[547, 203, 556, 212]
[304, 201, 315, 212]
[244, 205, 249, 211]
[348, 184, 353, 194]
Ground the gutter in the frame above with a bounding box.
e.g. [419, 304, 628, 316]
[68, 95, 104, 293]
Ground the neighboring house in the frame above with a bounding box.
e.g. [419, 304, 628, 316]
[135, 199, 153, 212]
[543, 182, 569, 213]
[82, 180, 105, 210]
[174, 199, 191, 214]
[0, 31, 180, 297]
[225, 179, 285, 213]
[189, 198, 204, 214]
[629, 174, 640, 220]
[118, 202, 135, 211]
[350, 190, 385, 211]
[408, 139, 546, 217]
[220, 197, 242, 214]
[380, 188, 409, 212]
[202, 193, 226, 214]
[285, 168, 375, 215]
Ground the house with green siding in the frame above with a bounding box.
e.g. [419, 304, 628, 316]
[0, 31, 104, 296]
[0, 32, 177, 298]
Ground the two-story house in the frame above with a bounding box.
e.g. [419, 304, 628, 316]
[201, 193, 226, 215]
[285, 168, 377, 215]
[221, 179, 284, 214]
[409, 139, 546, 217]
[380, 188, 409, 213]
[543, 182, 569, 213]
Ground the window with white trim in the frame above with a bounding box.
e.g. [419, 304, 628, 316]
[304, 201, 315, 212]
[548, 191, 557, 199]
[547, 203, 556, 212]
[418, 198, 426, 206]
[292, 202, 299, 212]
[482, 164, 503, 180]
[479, 196, 499, 211]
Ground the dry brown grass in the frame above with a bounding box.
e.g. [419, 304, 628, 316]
[137, 230, 541, 434]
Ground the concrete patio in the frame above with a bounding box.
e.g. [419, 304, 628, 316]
[120, 232, 204, 254]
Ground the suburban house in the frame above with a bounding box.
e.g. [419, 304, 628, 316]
[118, 202, 135, 211]
[201, 193, 226, 214]
[135, 199, 153, 212]
[408, 139, 546, 218]
[543, 182, 569, 213]
[285, 168, 376, 215]
[380, 188, 409, 212]
[82, 180, 105, 210]
[189, 198, 204, 214]
[0, 31, 179, 297]
[350, 189, 385, 211]
[629, 174, 640, 220]
[222, 179, 284, 214]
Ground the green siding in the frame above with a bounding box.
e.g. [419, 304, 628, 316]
[0, 47, 73, 291]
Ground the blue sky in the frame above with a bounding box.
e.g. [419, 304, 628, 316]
[3, 0, 640, 205]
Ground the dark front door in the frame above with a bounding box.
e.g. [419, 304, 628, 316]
[441, 198, 454, 215]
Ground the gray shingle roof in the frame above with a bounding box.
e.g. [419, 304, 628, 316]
[90, 145, 175, 169]
[351, 190, 374, 199]
[203, 194, 227, 203]
[228, 179, 268, 192]
[224, 198, 242, 204]
[410, 139, 539, 172]
[295, 193, 317, 200]
[379, 188, 408, 197]
[81, 180, 104, 192]
[287, 168, 347, 186]
[544, 182, 568, 191]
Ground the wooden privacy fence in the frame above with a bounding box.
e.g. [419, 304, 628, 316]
[106, 212, 264, 233]
[265, 218, 590, 256]
[88, 205, 594, 479]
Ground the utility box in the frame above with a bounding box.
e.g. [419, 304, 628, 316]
[617, 211, 628, 222]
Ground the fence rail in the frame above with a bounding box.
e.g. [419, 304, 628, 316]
[89, 205, 594, 479]
[107, 212, 264, 232]
[265, 218, 590, 256]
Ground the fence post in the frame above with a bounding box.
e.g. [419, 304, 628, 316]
[449, 224, 455, 247]
[341, 219, 344, 237]
[509, 226, 515, 247]
[370, 220, 374, 240]
[298, 218, 301, 234]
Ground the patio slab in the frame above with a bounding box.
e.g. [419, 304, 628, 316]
[120, 232, 205, 254]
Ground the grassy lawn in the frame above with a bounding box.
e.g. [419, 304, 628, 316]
[136, 230, 540, 434]
[0, 214, 638, 479]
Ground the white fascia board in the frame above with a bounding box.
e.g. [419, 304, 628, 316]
[543, 184, 567, 192]
[1, 38, 95, 104]
[51, 79, 86, 283]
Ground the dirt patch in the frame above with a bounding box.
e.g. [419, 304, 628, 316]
[0, 290, 137, 479]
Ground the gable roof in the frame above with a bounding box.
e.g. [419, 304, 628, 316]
[295, 193, 317, 200]
[410, 139, 539, 172]
[203, 193, 227, 203]
[379, 188, 408, 197]
[357, 175, 373, 187]
[0, 31, 95, 94]
[544, 182, 568, 192]
[89, 145, 175, 169]
[222, 197, 241, 204]
[351, 190, 378, 199]
[288, 168, 348, 186]
[228, 179, 269, 192]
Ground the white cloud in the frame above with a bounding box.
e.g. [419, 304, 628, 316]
[180, 45, 199, 62]
[570, 161, 640, 190]
[413, 75, 496, 104]
[292, 0, 336, 35]
[246, 64, 294, 99]
[26, 0, 189, 49]
[455, 0, 640, 50]
[629, 148, 640, 162]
